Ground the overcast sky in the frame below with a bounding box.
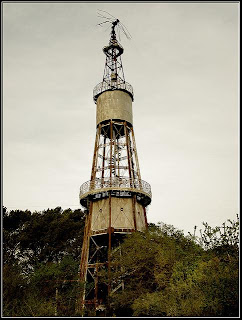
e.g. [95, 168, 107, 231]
[3, 2, 239, 235]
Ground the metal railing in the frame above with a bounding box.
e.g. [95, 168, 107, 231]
[93, 80, 134, 102]
[80, 177, 152, 199]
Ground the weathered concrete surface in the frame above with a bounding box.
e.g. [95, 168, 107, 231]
[135, 201, 146, 231]
[96, 90, 133, 125]
[91, 197, 146, 232]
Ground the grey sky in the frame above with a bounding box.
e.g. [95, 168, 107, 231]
[3, 2, 239, 235]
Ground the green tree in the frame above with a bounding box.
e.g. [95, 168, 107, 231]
[3, 207, 85, 273]
[3, 206, 239, 317]
[25, 255, 83, 317]
[2, 207, 86, 317]
[2, 263, 27, 316]
[110, 218, 239, 317]
[109, 223, 202, 316]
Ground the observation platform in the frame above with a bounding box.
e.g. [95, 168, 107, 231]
[79, 177, 151, 208]
[93, 80, 134, 103]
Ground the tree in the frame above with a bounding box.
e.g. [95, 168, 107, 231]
[109, 218, 239, 317]
[2, 207, 86, 317]
[25, 255, 83, 317]
[109, 223, 203, 316]
[3, 206, 239, 317]
[2, 263, 27, 317]
[3, 207, 86, 273]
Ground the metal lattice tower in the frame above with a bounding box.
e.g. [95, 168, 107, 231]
[78, 19, 152, 316]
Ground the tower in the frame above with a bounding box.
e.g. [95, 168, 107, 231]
[79, 19, 152, 315]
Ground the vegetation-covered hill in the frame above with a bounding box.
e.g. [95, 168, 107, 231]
[2, 206, 239, 317]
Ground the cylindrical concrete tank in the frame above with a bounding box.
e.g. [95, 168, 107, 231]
[96, 90, 133, 126]
[90, 197, 147, 234]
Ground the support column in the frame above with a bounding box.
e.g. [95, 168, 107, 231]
[91, 124, 101, 183]
[124, 121, 134, 188]
[79, 201, 93, 314]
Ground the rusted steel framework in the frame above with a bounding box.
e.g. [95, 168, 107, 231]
[93, 20, 134, 103]
[78, 20, 151, 316]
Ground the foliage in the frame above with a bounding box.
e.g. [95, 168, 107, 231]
[2, 206, 239, 317]
[2, 263, 27, 317]
[3, 207, 85, 271]
[109, 223, 203, 316]
[2, 207, 86, 317]
[110, 218, 239, 317]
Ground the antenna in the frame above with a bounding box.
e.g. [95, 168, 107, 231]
[97, 9, 132, 41]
